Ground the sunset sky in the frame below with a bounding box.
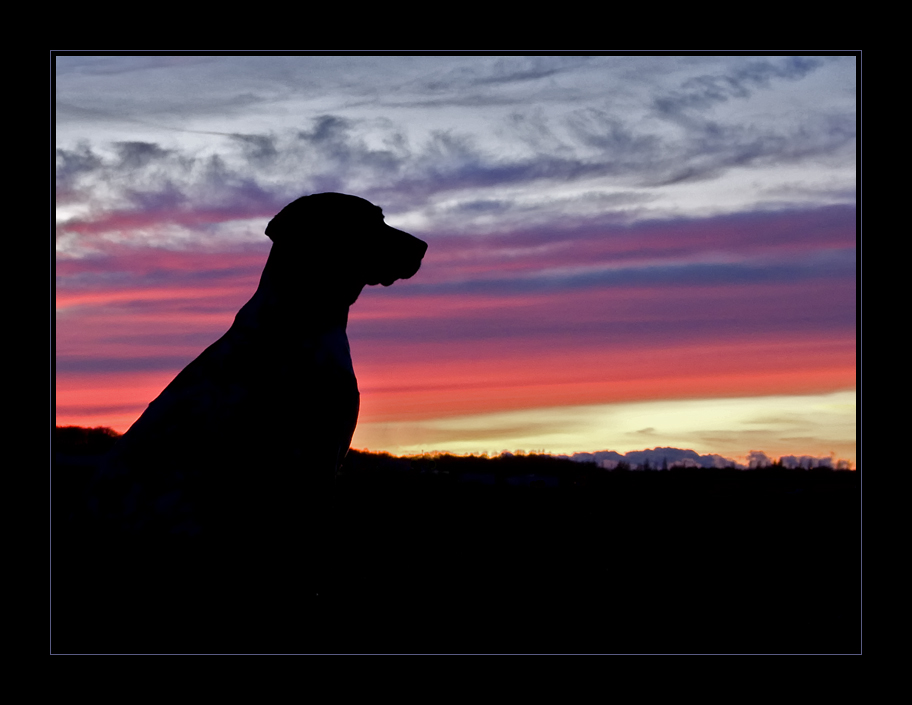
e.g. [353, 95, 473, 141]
[54, 54, 857, 466]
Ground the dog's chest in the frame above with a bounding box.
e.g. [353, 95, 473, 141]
[311, 326, 355, 379]
[261, 325, 359, 411]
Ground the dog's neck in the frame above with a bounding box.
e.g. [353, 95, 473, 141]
[230, 288, 357, 380]
[234, 245, 365, 333]
[233, 284, 353, 332]
[222, 244, 367, 383]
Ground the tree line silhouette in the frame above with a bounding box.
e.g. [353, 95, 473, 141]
[54, 424, 852, 478]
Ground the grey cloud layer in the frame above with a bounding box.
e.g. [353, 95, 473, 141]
[652, 56, 827, 116]
[56, 55, 855, 239]
[57, 110, 854, 244]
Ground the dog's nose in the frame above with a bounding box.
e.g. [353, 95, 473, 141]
[407, 239, 428, 274]
[404, 236, 427, 263]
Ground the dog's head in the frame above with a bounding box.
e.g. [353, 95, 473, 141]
[265, 193, 428, 297]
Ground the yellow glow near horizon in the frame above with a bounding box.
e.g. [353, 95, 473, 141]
[351, 389, 857, 465]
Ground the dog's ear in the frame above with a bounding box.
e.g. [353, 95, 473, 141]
[265, 198, 321, 244]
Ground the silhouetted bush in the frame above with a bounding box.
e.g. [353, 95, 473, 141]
[54, 425, 121, 456]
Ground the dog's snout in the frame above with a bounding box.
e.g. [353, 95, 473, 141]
[375, 237, 426, 287]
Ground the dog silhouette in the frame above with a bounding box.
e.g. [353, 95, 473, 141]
[100, 193, 428, 539]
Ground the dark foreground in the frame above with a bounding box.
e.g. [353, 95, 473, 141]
[52, 448, 860, 654]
